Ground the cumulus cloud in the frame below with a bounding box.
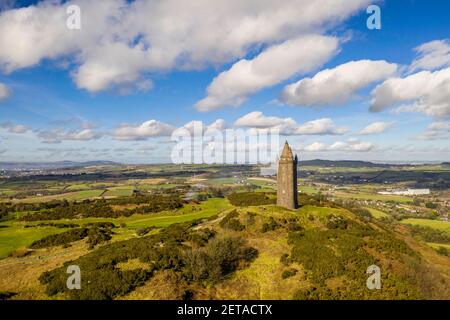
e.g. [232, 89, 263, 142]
[417, 121, 450, 140]
[410, 39, 450, 72]
[0, 0, 371, 93]
[370, 67, 450, 118]
[281, 60, 397, 106]
[0, 83, 11, 101]
[301, 139, 375, 152]
[195, 34, 339, 111]
[303, 142, 327, 152]
[113, 120, 174, 141]
[0, 122, 29, 133]
[234, 111, 296, 129]
[171, 119, 228, 138]
[36, 128, 103, 143]
[294, 118, 348, 135]
[233, 111, 347, 135]
[358, 121, 393, 135]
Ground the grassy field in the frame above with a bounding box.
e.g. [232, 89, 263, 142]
[207, 178, 240, 185]
[298, 185, 319, 194]
[0, 198, 231, 259]
[365, 207, 390, 219]
[401, 218, 450, 234]
[65, 183, 93, 191]
[0, 222, 70, 259]
[332, 191, 412, 203]
[11, 190, 105, 203]
[103, 186, 135, 197]
[427, 242, 450, 250]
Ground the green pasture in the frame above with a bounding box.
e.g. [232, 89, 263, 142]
[365, 207, 390, 219]
[0, 198, 231, 259]
[333, 191, 412, 203]
[400, 218, 450, 234]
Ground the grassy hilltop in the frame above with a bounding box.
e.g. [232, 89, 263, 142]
[1, 191, 449, 300]
[0, 162, 449, 300]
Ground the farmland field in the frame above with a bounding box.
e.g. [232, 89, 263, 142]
[0, 162, 448, 301]
[332, 191, 412, 203]
[11, 190, 105, 203]
[365, 207, 390, 218]
[0, 197, 231, 258]
[401, 218, 450, 233]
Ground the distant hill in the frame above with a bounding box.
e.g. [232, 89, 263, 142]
[298, 159, 391, 168]
[0, 161, 119, 170]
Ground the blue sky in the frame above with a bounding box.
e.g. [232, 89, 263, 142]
[0, 0, 449, 163]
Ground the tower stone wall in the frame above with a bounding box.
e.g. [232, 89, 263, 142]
[277, 142, 298, 209]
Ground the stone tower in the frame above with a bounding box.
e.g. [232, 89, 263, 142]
[277, 141, 298, 209]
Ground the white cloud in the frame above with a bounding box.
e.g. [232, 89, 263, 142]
[206, 119, 227, 131]
[370, 67, 450, 118]
[0, 0, 371, 93]
[0, 122, 29, 133]
[294, 118, 348, 135]
[0, 83, 11, 101]
[303, 142, 327, 152]
[281, 60, 397, 106]
[36, 128, 103, 143]
[234, 111, 347, 135]
[301, 139, 375, 152]
[113, 120, 174, 141]
[358, 121, 393, 135]
[234, 111, 296, 128]
[417, 121, 450, 140]
[64, 129, 102, 141]
[195, 34, 339, 111]
[410, 39, 450, 72]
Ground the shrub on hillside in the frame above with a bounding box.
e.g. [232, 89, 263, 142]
[409, 225, 450, 244]
[39, 221, 257, 299]
[183, 237, 258, 283]
[227, 192, 275, 207]
[281, 268, 297, 279]
[261, 217, 279, 233]
[219, 210, 245, 231]
[30, 228, 90, 249]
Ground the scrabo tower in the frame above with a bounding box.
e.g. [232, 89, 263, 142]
[277, 141, 298, 209]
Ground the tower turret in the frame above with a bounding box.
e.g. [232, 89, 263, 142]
[277, 141, 298, 209]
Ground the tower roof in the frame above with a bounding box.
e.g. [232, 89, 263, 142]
[280, 141, 293, 159]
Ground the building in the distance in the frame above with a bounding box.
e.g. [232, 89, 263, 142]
[378, 188, 430, 196]
[277, 141, 298, 209]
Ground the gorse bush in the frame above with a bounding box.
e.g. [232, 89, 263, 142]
[29, 223, 114, 249]
[281, 268, 297, 279]
[288, 221, 427, 300]
[408, 225, 450, 244]
[21, 195, 184, 221]
[227, 192, 275, 207]
[30, 228, 89, 249]
[39, 221, 257, 300]
[183, 237, 258, 283]
[326, 215, 349, 230]
[261, 217, 279, 233]
[24, 222, 79, 228]
[219, 210, 245, 231]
